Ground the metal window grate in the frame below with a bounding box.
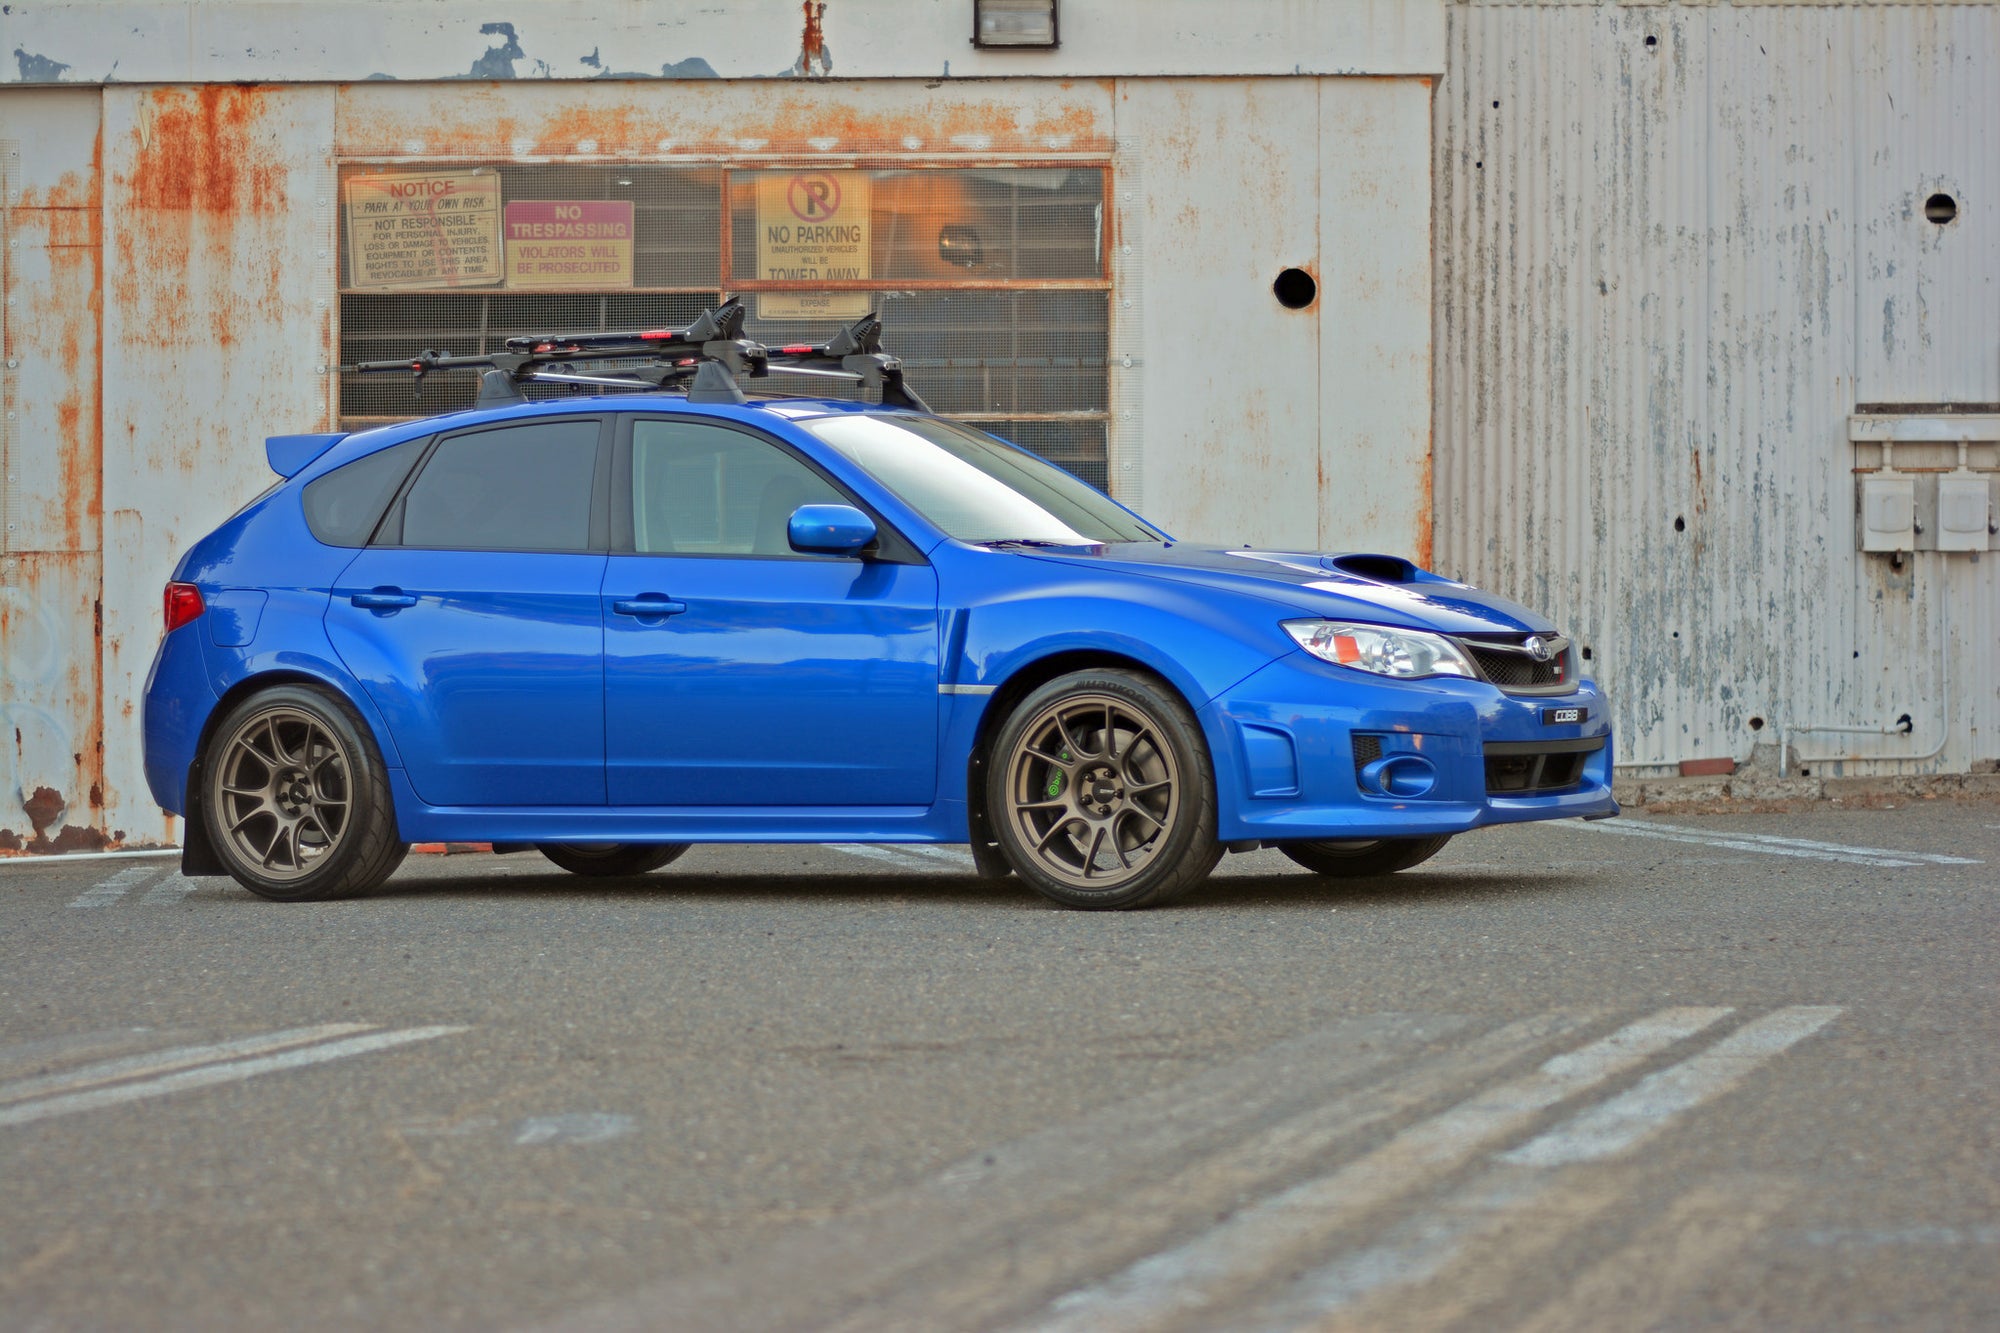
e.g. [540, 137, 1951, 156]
[335, 162, 1110, 483]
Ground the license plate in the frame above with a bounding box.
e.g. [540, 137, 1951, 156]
[1543, 707, 1586, 725]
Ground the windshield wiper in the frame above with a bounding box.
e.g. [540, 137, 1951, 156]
[976, 537, 1089, 549]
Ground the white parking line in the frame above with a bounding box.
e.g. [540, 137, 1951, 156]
[0, 1023, 378, 1106]
[1238, 1007, 1843, 1330]
[0, 1025, 468, 1128]
[1502, 1006, 1844, 1165]
[826, 843, 969, 871]
[1021, 1008, 1733, 1333]
[66, 865, 164, 908]
[1623, 819, 1981, 865]
[138, 873, 204, 906]
[1562, 820, 1920, 868]
[0, 848, 179, 869]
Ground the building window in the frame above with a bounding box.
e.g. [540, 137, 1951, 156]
[336, 163, 1112, 487]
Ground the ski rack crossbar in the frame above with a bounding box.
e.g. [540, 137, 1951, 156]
[336, 297, 930, 412]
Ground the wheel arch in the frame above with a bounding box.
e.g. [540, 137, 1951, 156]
[181, 668, 399, 876]
[964, 648, 1205, 858]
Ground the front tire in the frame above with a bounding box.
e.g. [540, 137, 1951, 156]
[1279, 835, 1452, 878]
[536, 843, 688, 877]
[987, 668, 1220, 909]
[202, 684, 406, 901]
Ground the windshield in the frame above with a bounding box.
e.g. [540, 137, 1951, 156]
[801, 414, 1163, 545]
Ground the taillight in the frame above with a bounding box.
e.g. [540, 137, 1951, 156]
[163, 582, 205, 633]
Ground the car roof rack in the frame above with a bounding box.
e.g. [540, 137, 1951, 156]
[337, 297, 931, 413]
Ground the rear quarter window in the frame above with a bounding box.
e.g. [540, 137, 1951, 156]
[302, 436, 430, 547]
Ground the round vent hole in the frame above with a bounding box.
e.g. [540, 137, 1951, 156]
[1924, 192, 1958, 225]
[1273, 267, 1317, 310]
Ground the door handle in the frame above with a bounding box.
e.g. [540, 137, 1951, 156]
[612, 596, 687, 618]
[351, 587, 418, 610]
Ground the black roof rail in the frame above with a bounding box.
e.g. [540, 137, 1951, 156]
[338, 298, 931, 413]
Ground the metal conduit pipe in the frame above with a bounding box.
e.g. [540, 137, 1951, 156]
[1780, 587, 1954, 773]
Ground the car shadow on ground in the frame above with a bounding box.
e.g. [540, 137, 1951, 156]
[366, 865, 1601, 911]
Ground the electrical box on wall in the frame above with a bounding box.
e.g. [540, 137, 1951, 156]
[1936, 474, 1994, 552]
[1860, 473, 1916, 552]
[1849, 416, 1999, 556]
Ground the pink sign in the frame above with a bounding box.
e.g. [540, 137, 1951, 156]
[503, 200, 635, 289]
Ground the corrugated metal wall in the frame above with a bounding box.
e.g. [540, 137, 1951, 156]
[1436, 1, 1999, 775]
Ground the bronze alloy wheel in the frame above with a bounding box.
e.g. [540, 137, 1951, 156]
[1002, 690, 1182, 891]
[212, 705, 354, 881]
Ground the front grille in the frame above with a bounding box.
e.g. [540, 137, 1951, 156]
[1459, 634, 1571, 692]
[1484, 739, 1602, 794]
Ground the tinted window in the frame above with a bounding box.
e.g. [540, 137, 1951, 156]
[399, 421, 600, 551]
[302, 436, 428, 547]
[631, 420, 845, 556]
[802, 414, 1160, 545]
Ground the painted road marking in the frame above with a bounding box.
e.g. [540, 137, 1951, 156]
[826, 843, 972, 871]
[0, 1025, 468, 1128]
[1236, 1007, 1843, 1331]
[1622, 819, 1980, 865]
[1017, 1008, 1733, 1333]
[0, 848, 179, 870]
[1563, 819, 1921, 867]
[138, 873, 203, 906]
[538, 1013, 1509, 1333]
[820, 1014, 1594, 1333]
[1501, 1006, 1844, 1165]
[0, 1023, 377, 1106]
[66, 865, 164, 908]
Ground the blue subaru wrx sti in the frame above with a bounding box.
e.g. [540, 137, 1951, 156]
[142, 305, 1615, 909]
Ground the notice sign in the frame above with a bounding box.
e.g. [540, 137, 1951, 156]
[754, 171, 872, 320]
[504, 201, 635, 290]
[344, 171, 502, 290]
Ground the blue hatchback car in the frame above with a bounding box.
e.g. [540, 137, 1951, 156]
[142, 311, 1615, 908]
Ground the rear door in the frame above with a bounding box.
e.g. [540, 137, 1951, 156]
[600, 415, 939, 806]
[325, 416, 611, 807]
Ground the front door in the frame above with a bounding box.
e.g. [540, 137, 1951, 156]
[601, 417, 939, 806]
[325, 417, 610, 807]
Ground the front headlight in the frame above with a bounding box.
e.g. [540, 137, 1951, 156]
[1283, 619, 1475, 679]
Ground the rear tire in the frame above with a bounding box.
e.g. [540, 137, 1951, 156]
[202, 684, 406, 901]
[986, 668, 1220, 909]
[1279, 835, 1452, 878]
[536, 843, 688, 877]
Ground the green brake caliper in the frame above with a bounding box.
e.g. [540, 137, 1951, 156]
[1045, 749, 1071, 800]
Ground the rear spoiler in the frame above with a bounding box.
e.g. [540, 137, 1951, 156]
[266, 433, 348, 478]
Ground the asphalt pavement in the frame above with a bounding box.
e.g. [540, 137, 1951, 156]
[3, 802, 1997, 1331]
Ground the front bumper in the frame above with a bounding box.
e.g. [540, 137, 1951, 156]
[1201, 650, 1617, 842]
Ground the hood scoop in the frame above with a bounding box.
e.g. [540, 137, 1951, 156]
[1320, 553, 1423, 583]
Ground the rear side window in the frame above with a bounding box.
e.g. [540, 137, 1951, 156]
[301, 436, 428, 547]
[398, 420, 600, 551]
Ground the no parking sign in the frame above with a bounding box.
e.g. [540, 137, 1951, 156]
[754, 170, 872, 320]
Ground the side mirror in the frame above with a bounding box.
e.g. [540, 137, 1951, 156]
[788, 503, 877, 555]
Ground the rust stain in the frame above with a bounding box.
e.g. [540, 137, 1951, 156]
[115, 88, 290, 353]
[1414, 445, 1435, 569]
[0, 829, 21, 852]
[342, 84, 1113, 159]
[20, 786, 66, 837]
[795, 0, 830, 79]
[126, 86, 287, 215]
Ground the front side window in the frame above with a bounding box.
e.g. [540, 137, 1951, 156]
[397, 420, 600, 551]
[803, 413, 1160, 545]
[630, 420, 846, 556]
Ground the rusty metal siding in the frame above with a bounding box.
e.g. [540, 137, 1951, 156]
[1, 89, 106, 851]
[98, 85, 340, 845]
[1436, 3, 2000, 775]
